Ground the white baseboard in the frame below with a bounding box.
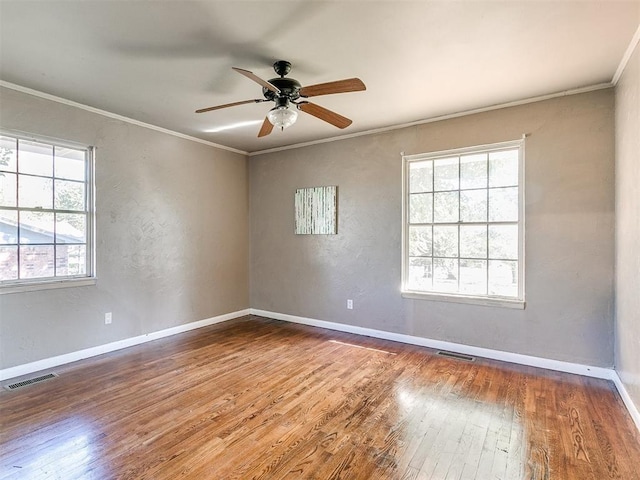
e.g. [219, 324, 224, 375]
[0, 309, 250, 382]
[4, 307, 638, 434]
[250, 309, 614, 379]
[610, 372, 640, 433]
[251, 309, 640, 433]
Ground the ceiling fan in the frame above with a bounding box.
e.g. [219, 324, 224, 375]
[195, 60, 366, 137]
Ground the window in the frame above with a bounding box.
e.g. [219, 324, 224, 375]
[402, 140, 524, 307]
[0, 133, 95, 292]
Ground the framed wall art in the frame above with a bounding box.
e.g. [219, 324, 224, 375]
[294, 186, 337, 235]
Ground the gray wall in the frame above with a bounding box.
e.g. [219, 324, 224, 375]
[0, 87, 250, 369]
[0, 86, 619, 372]
[615, 40, 640, 410]
[250, 89, 616, 367]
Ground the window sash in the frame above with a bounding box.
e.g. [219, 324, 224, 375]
[0, 132, 95, 288]
[402, 140, 524, 304]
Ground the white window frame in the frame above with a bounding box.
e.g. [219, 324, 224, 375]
[0, 131, 96, 295]
[401, 139, 525, 309]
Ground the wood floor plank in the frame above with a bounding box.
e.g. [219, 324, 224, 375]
[1, 315, 639, 479]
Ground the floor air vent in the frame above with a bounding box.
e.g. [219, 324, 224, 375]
[5, 373, 58, 391]
[437, 351, 476, 362]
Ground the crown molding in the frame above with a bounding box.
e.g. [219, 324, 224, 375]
[0, 81, 248, 156]
[613, 23, 640, 85]
[249, 83, 612, 156]
[1, 79, 614, 158]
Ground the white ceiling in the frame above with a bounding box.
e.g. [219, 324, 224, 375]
[1, 1, 638, 154]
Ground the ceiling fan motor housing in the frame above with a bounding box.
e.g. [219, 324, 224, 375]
[263, 77, 301, 101]
[262, 59, 301, 101]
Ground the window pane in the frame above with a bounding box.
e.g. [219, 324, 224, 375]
[460, 189, 487, 222]
[433, 225, 458, 257]
[434, 157, 459, 191]
[489, 149, 519, 187]
[410, 161, 432, 193]
[460, 153, 487, 190]
[56, 244, 86, 276]
[18, 175, 53, 209]
[489, 225, 518, 260]
[55, 147, 86, 181]
[488, 187, 518, 222]
[404, 143, 521, 299]
[409, 225, 432, 256]
[1, 134, 92, 286]
[19, 245, 55, 279]
[0, 136, 17, 172]
[55, 179, 85, 211]
[489, 260, 518, 297]
[408, 257, 432, 290]
[0, 172, 17, 207]
[18, 140, 53, 177]
[410, 193, 432, 223]
[433, 258, 458, 292]
[0, 209, 18, 244]
[460, 225, 487, 259]
[434, 191, 459, 223]
[0, 245, 18, 280]
[460, 259, 487, 295]
[20, 211, 54, 244]
[56, 213, 86, 244]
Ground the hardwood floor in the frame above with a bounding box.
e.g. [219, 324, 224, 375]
[1, 315, 639, 479]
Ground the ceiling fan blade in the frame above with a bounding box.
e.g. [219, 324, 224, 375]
[195, 99, 262, 113]
[232, 67, 281, 94]
[298, 102, 352, 129]
[299, 78, 366, 98]
[258, 117, 274, 137]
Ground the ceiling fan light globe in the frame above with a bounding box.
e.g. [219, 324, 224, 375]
[267, 106, 298, 130]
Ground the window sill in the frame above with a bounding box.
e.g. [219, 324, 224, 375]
[401, 290, 525, 309]
[0, 277, 97, 295]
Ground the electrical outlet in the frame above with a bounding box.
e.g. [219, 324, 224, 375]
[347, 299, 353, 310]
[105, 312, 112, 325]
